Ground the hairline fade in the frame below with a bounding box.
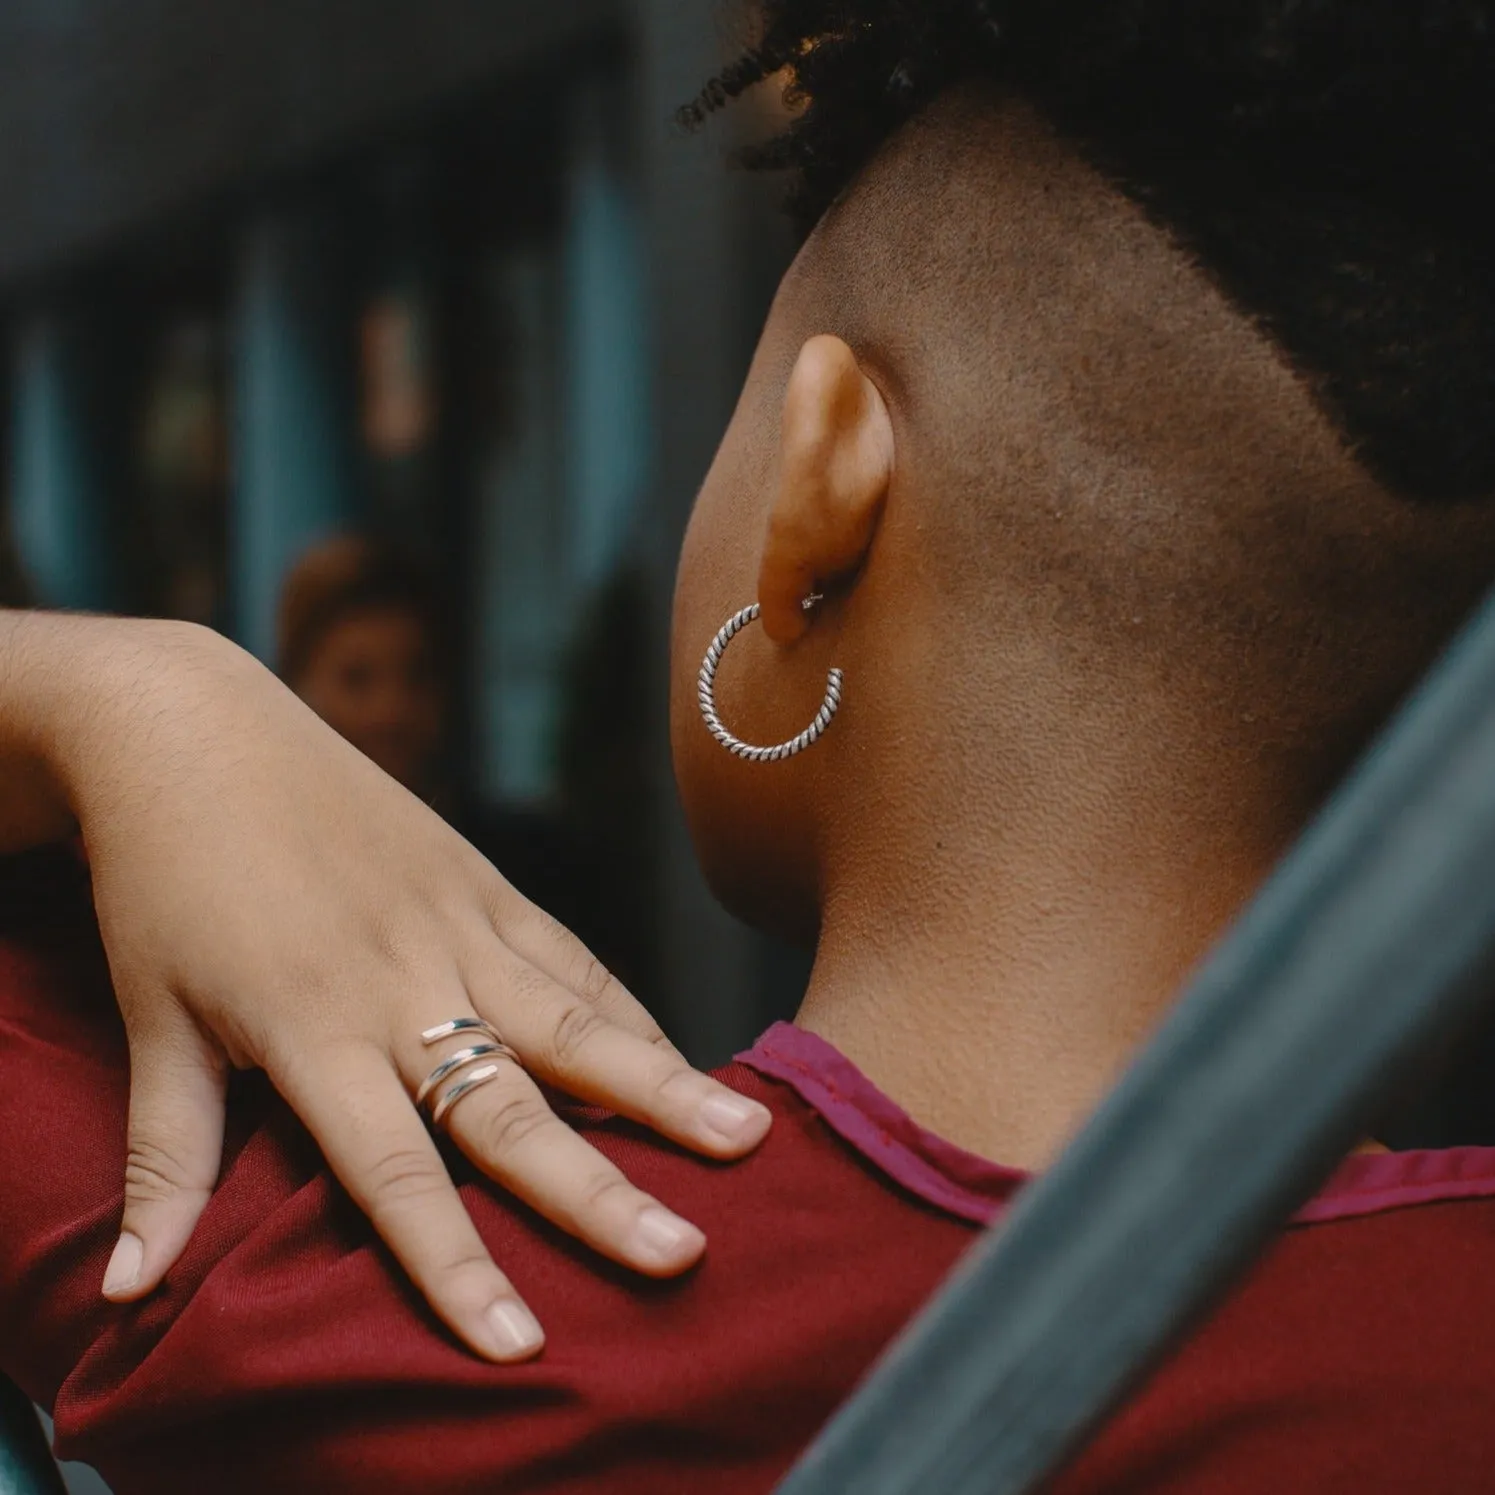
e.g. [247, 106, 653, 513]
[688, 0, 1495, 504]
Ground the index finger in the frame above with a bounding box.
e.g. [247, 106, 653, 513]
[277, 1042, 545, 1363]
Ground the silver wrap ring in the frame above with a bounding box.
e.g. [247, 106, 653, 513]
[430, 1065, 504, 1130]
[418, 1017, 523, 1131]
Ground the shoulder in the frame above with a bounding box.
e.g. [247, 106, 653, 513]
[2, 979, 968, 1495]
[1061, 1189, 1495, 1494]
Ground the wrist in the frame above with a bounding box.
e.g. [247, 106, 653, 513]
[0, 612, 254, 846]
[0, 610, 104, 847]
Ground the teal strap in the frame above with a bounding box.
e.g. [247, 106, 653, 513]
[0, 1376, 66, 1495]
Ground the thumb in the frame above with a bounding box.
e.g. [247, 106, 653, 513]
[104, 1002, 227, 1302]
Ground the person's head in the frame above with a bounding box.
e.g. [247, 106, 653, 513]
[669, 1, 1495, 947]
[277, 536, 448, 793]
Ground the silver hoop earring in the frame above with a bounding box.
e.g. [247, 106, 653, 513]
[697, 598, 843, 762]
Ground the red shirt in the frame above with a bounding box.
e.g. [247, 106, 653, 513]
[4, 905, 1495, 1493]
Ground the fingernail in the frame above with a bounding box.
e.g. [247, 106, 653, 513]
[483, 1300, 544, 1360]
[700, 1092, 772, 1146]
[102, 1233, 144, 1297]
[629, 1206, 705, 1268]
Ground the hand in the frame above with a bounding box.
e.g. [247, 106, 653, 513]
[7, 615, 771, 1361]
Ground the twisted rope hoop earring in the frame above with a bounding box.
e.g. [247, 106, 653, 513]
[698, 597, 843, 762]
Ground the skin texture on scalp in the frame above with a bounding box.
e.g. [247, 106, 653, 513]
[818, 92, 1495, 779]
[670, 92, 1495, 1165]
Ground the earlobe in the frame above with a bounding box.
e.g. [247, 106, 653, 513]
[758, 335, 894, 645]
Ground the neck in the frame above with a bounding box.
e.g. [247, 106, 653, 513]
[794, 722, 1292, 1169]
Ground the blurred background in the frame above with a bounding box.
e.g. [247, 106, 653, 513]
[0, 0, 815, 1111]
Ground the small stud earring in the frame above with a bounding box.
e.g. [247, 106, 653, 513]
[697, 595, 843, 762]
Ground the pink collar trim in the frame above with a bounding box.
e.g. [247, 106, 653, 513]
[737, 1022, 1495, 1229]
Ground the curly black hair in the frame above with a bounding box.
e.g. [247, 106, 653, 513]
[690, 1, 1495, 503]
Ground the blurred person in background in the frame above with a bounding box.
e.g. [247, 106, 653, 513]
[277, 535, 450, 800]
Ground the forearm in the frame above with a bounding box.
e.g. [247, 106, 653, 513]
[0, 609, 97, 851]
[0, 610, 247, 855]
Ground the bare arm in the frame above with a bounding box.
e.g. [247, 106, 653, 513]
[0, 609, 105, 850]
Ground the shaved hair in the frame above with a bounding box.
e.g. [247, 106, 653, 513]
[706, 38, 1495, 814]
[694, 1, 1495, 503]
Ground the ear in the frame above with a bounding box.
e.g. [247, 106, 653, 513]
[758, 335, 894, 645]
